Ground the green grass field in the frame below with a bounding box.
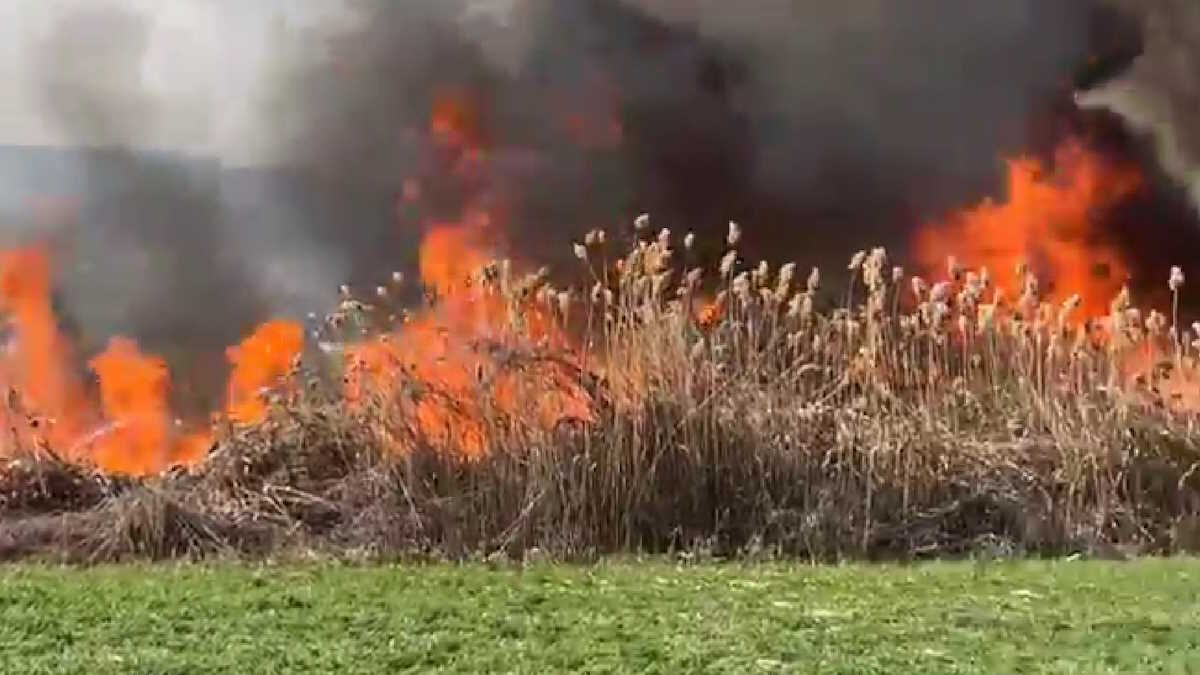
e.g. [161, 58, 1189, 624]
[1, 559, 1198, 674]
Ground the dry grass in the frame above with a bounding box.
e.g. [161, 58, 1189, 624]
[3, 218, 1200, 562]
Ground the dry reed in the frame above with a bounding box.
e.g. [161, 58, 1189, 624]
[3, 219, 1200, 562]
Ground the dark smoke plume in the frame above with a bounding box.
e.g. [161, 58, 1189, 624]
[271, 0, 1135, 266]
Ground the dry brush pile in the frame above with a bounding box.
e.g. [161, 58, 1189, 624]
[3, 218, 1200, 563]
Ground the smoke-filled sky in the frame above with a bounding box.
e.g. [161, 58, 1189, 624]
[0, 0, 1138, 171]
[0, 0, 1193, 407]
[0, 0, 324, 163]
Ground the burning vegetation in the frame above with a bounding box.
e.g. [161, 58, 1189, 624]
[3, 0, 1200, 563]
[3, 165, 1200, 561]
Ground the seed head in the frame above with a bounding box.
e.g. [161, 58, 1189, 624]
[719, 250, 738, 277]
[684, 232, 695, 250]
[657, 228, 671, 248]
[634, 213, 650, 231]
[391, 271, 405, 285]
[375, 286, 388, 298]
[727, 221, 742, 247]
[911, 276, 928, 300]
[806, 267, 821, 293]
[891, 266, 904, 283]
[848, 250, 866, 271]
[1170, 266, 1185, 292]
[573, 243, 588, 261]
[778, 262, 796, 286]
[731, 272, 750, 299]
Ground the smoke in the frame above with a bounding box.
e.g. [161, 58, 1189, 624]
[1077, 0, 1200, 212]
[269, 0, 1124, 266]
[0, 0, 1178, 405]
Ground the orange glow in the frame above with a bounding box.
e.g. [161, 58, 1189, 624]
[351, 87, 593, 458]
[225, 320, 304, 426]
[431, 88, 488, 176]
[86, 338, 173, 475]
[419, 209, 497, 297]
[0, 248, 90, 454]
[914, 140, 1140, 317]
[695, 295, 726, 332]
[431, 89, 485, 149]
[0, 246, 301, 474]
[348, 204, 592, 458]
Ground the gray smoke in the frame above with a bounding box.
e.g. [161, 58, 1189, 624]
[1078, 0, 1200, 211]
[269, 0, 1119, 263]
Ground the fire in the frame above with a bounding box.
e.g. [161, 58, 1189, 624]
[347, 206, 592, 458]
[419, 209, 498, 297]
[225, 320, 304, 426]
[86, 338, 174, 476]
[344, 91, 593, 456]
[0, 248, 90, 453]
[0, 246, 303, 474]
[914, 140, 1141, 317]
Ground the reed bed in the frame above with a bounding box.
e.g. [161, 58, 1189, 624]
[3, 218, 1200, 562]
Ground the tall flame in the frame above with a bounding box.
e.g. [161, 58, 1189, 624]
[0, 248, 90, 453]
[86, 338, 174, 475]
[225, 320, 305, 426]
[914, 140, 1140, 316]
[346, 204, 591, 458]
[342, 92, 594, 457]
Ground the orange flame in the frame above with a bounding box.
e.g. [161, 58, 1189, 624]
[348, 165, 591, 458]
[419, 209, 497, 297]
[914, 140, 1140, 317]
[0, 248, 90, 453]
[0, 246, 303, 474]
[225, 320, 304, 426]
[86, 338, 174, 475]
